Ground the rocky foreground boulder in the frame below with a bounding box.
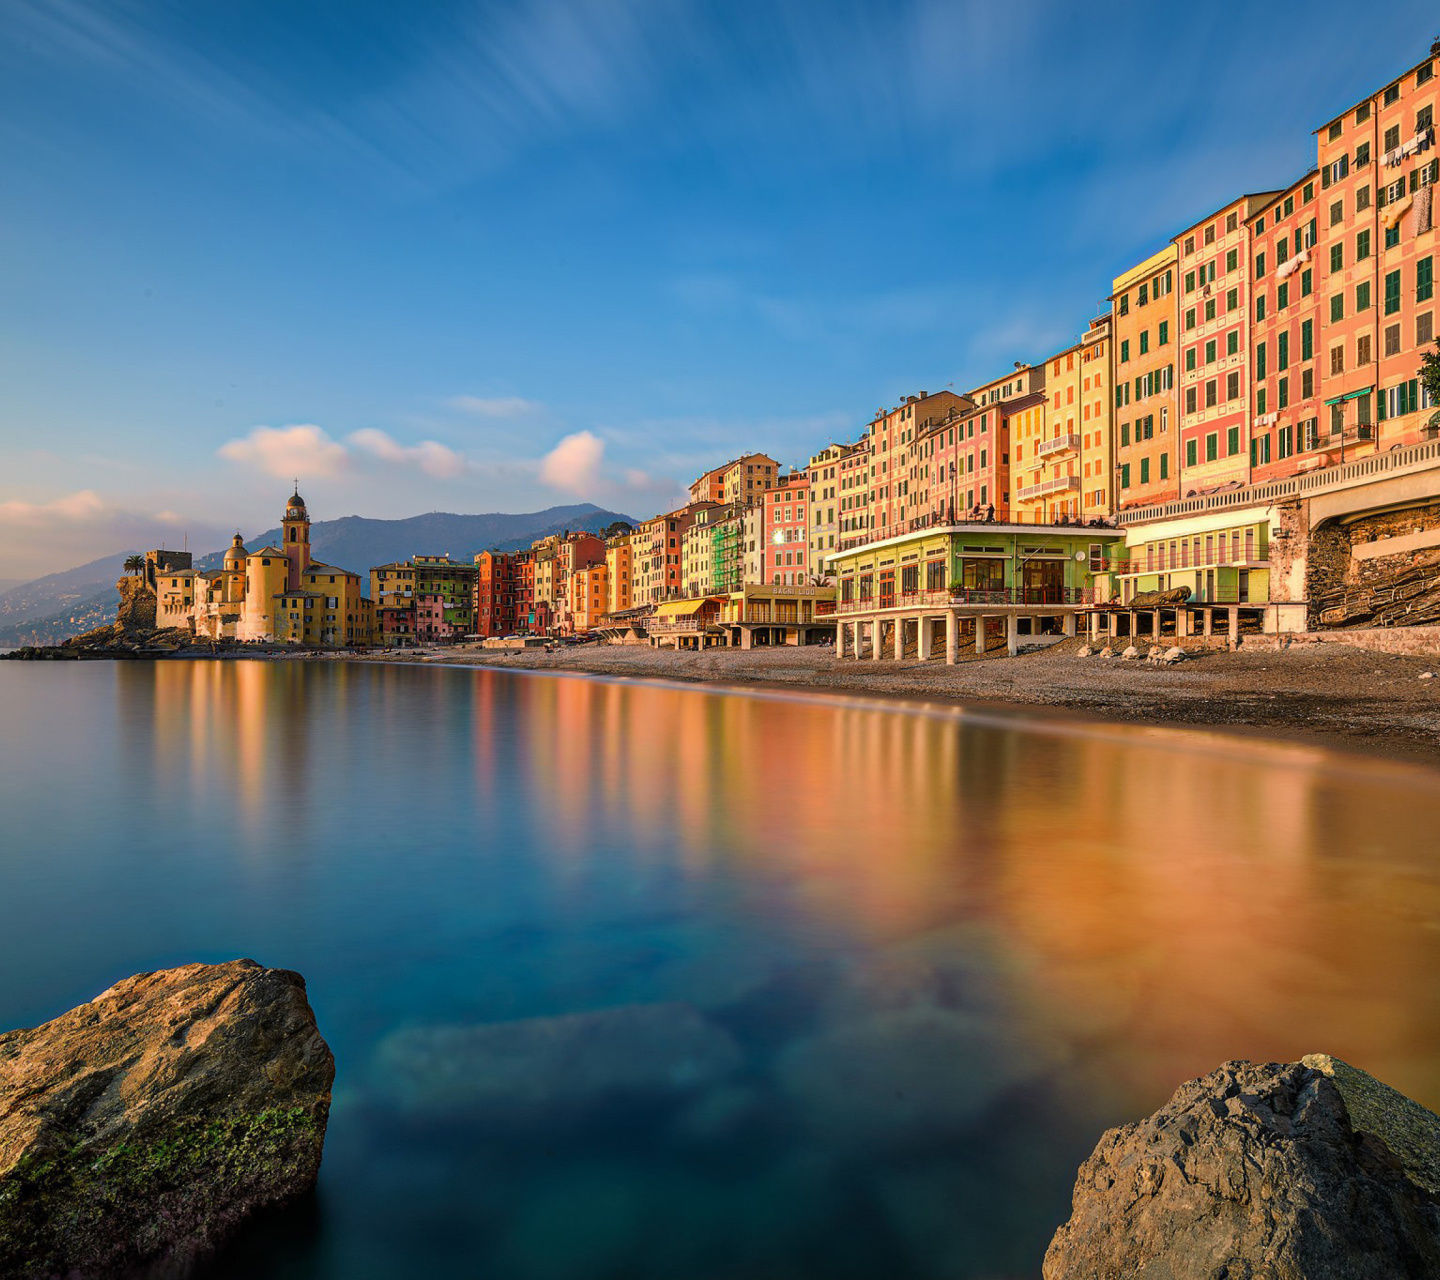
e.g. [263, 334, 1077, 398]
[1044, 1055, 1440, 1279]
[0, 960, 334, 1279]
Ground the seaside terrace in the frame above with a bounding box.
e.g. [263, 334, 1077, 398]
[827, 519, 1123, 661]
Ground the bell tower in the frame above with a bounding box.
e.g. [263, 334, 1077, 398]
[282, 484, 311, 590]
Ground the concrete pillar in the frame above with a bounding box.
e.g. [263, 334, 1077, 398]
[1203, 609, 1213, 638]
[894, 617, 905, 660]
[1228, 606, 1240, 647]
[1176, 609, 1190, 638]
[1006, 612, 1019, 657]
[1127, 610, 1136, 638]
[918, 617, 932, 661]
[1063, 612, 1076, 637]
[1088, 612, 1099, 642]
[946, 612, 958, 665]
[976, 615, 987, 654]
[1152, 608, 1161, 640]
[872, 619, 883, 661]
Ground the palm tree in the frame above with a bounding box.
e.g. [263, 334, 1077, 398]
[123, 555, 145, 577]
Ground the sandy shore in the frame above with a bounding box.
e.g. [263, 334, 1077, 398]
[340, 638, 1440, 766]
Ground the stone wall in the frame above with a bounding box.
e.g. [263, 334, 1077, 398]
[1306, 499, 1440, 629]
[116, 577, 156, 631]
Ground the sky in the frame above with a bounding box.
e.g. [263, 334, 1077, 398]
[2, 0, 1437, 579]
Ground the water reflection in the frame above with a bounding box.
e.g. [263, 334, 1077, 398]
[2, 660, 1439, 1279]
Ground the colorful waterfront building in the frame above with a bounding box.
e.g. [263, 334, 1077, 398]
[571, 563, 609, 632]
[371, 560, 417, 646]
[605, 529, 640, 616]
[1314, 51, 1438, 454]
[473, 550, 519, 638]
[1175, 192, 1283, 496]
[1248, 174, 1328, 482]
[687, 453, 781, 507]
[762, 474, 812, 584]
[1111, 246, 1180, 508]
[806, 443, 856, 568]
[862, 390, 970, 544]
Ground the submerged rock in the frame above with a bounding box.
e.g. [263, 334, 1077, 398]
[0, 959, 333, 1280]
[1043, 1056, 1440, 1279]
[373, 1001, 742, 1121]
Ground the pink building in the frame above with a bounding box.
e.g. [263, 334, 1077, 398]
[763, 476, 811, 584]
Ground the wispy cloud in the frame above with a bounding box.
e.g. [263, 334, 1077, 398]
[348, 429, 467, 479]
[447, 395, 544, 419]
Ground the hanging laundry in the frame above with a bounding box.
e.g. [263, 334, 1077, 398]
[1415, 182, 1434, 236]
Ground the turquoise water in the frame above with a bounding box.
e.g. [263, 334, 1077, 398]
[3, 659, 1440, 1279]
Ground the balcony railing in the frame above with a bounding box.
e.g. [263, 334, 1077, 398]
[836, 587, 1095, 614]
[1016, 475, 1081, 501]
[1035, 434, 1082, 459]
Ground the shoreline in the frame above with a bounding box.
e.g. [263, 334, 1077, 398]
[334, 639, 1440, 769]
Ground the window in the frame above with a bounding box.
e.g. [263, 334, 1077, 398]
[1119, 293, 1130, 316]
[1330, 243, 1344, 272]
[1328, 120, 1343, 142]
[1184, 235, 1195, 255]
[1358, 333, 1372, 365]
[1226, 287, 1238, 312]
[1356, 141, 1371, 169]
[1384, 84, 1400, 107]
[1204, 339, 1217, 364]
[1205, 432, 1219, 461]
[1139, 330, 1149, 355]
[1278, 377, 1289, 409]
[1255, 251, 1267, 276]
[1186, 439, 1197, 467]
[1227, 330, 1239, 356]
[1225, 248, 1238, 273]
[1185, 387, 1197, 414]
[1226, 372, 1240, 401]
[1185, 347, 1197, 371]
[1120, 463, 1131, 489]
[1205, 299, 1217, 321]
[1227, 426, 1240, 455]
[1357, 102, 1371, 124]
[1205, 380, 1218, 408]
[1331, 293, 1344, 322]
[1255, 293, 1266, 321]
[1140, 457, 1150, 484]
[1418, 256, 1434, 303]
[1357, 280, 1372, 311]
[1120, 421, 1130, 446]
[1421, 104, 1436, 131]
[1159, 320, 1169, 345]
[1302, 368, 1314, 399]
[1301, 269, 1312, 297]
[1257, 387, 1268, 415]
[1138, 282, 1148, 306]
[1420, 63, 1435, 87]
[1278, 331, 1289, 370]
[1387, 223, 1401, 250]
[1120, 339, 1130, 362]
[1356, 229, 1371, 261]
[1256, 341, 1267, 378]
[1205, 224, 1216, 245]
[1284, 195, 1295, 218]
[1385, 124, 1402, 152]
[1278, 282, 1289, 309]
[1184, 307, 1196, 330]
[1421, 312, 1435, 347]
[1301, 319, 1313, 361]
[1184, 270, 1196, 293]
[1385, 269, 1402, 315]
[1385, 324, 1401, 357]
[1330, 345, 1345, 375]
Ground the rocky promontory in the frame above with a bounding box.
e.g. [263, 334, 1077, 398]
[1044, 1055, 1440, 1279]
[0, 960, 334, 1279]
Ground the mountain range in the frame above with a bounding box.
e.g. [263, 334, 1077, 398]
[0, 504, 635, 647]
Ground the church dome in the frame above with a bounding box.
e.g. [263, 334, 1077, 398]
[287, 491, 306, 512]
[224, 533, 246, 566]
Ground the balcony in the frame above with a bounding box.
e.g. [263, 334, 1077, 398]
[1035, 434, 1082, 459]
[836, 587, 1096, 614]
[1016, 475, 1081, 501]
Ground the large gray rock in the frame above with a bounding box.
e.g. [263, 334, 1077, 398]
[1043, 1057, 1440, 1279]
[0, 960, 334, 1279]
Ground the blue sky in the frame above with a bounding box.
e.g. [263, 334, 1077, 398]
[1, 0, 1436, 577]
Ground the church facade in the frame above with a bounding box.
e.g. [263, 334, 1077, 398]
[149, 490, 374, 647]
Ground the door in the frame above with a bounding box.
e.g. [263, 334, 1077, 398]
[1022, 559, 1065, 604]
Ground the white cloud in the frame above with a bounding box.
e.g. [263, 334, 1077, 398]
[0, 490, 107, 523]
[218, 424, 348, 479]
[538, 430, 605, 495]
[348, 428, 467, 478]
[447, 395, 544, 418]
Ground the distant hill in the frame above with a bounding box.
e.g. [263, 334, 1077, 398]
[0, 504, 635, 647]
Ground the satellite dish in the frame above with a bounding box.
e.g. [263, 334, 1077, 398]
[1074, 551, 1087, 561]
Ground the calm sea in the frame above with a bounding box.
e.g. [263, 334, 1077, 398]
[2, 660, 1439, 1279]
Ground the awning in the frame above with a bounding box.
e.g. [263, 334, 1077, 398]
[1323, 387, 1375, 405]
[655, 598, 715, 618]
[1384, 194, 1413, 229]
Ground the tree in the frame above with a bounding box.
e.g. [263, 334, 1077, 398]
[1421, 338, 1440, 429]
[123, 555, 145, 577]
